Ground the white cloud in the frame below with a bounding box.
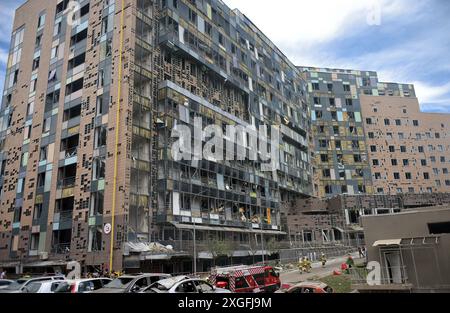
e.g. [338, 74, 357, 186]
[224, 0, 364, 45]
[413, 82, 450, 104]
[223, 0, 450, 112]
[223, 0, 423, 46]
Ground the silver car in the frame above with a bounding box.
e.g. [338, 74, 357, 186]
[0, 276, 65, 293]
[93, 274, 171, 293]
[142, 276, 231, 294]
[54, 278, 112, 293]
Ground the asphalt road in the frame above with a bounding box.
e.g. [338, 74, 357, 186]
[280, 252, 362, 284]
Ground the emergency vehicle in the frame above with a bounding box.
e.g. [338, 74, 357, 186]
[209, 265, 281, 293]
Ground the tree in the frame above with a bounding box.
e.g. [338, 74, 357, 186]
[266, 237, 282, 257]
[206, 239, 234, 267]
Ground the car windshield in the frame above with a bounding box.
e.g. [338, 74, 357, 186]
[103, 277, 134, 289]
[54, 282, 71, 293]
[4, 279, 28, 291]
[148, 283, 169, 292]
[25, 282, 42, 293]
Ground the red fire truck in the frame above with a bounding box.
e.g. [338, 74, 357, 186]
[209, 265, 281, 293]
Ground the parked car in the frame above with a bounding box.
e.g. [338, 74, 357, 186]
[276, 281, 334, 294]
[142, 276, 231, 294]
[0, 276, 65, 293]
[0, 280, 14, 290]
[22, 280, 67, 293]
[54, 278, 112, 293]
[93, 274, 171, 293]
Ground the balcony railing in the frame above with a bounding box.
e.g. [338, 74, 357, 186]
[57, 211, 73, 223]
[64, 147, 78, 158]
[51, 243, 71, 254]
[57, 177, 76, 189]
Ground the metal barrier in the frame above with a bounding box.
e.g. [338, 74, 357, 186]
[349, 266, 409, 285]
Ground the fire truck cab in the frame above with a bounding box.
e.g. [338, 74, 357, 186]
[209, 265, 281, 293]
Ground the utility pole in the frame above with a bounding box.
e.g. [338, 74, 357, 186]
[260, 208, 265, 264]
[193, 219, 197, 275]
[192, 189, 208, 275]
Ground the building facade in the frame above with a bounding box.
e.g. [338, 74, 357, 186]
[301, 67, 421, 199]
[0, 0, 312, 274]
[300, 67, 377, 198]
[361, 94, 450, 195]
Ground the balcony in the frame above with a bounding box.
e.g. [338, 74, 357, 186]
[64, 147, 78, 158]
[57, 177, 76, 189]
[54, 197, 74, 230]
[59, 147, 78, 167]
[51, 243, 71, 254]
[57, 163, 77, 189]
[57, 210, 73, 223]
[158, 31, 248, 93]
[51, 229, 72, 254]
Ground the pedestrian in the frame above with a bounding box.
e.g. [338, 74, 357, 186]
[0, 269, 6, 279]
[358, 246, 364, 258]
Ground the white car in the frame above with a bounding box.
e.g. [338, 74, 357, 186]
[0, 276, 65, 293]
[23, 280, 67, 293]
[142, 276, 231, 294]
[54, 278, 112, 293]
[0, 280, 14, 290]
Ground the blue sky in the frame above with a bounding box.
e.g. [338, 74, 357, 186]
[1, 0, 450, 112]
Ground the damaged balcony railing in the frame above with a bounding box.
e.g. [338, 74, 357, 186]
[58, 177, 76, 189]
[51, 243, 71, 254]
[57, 211, 73, 223]
[64, 147, 78, 158]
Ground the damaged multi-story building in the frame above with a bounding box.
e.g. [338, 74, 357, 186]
[0, 0, 312, 274]
[299, 67, 418, 199]
[286, 66, 450, 247]
[1, 0, 449, 275]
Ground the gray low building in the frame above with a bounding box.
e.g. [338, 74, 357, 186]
[354, 206, 450, 293]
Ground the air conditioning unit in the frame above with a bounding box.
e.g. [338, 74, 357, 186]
[39, 252, 49, 260]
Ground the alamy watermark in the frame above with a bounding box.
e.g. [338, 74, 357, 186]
[171, 117, 281, 172]
[65, 1, 82, 27]
[366, 261, 382, 286]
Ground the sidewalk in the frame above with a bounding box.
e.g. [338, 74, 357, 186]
[280, 252, 362, 284]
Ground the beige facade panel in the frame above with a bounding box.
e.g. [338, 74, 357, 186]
[361, 95, 450, 195]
